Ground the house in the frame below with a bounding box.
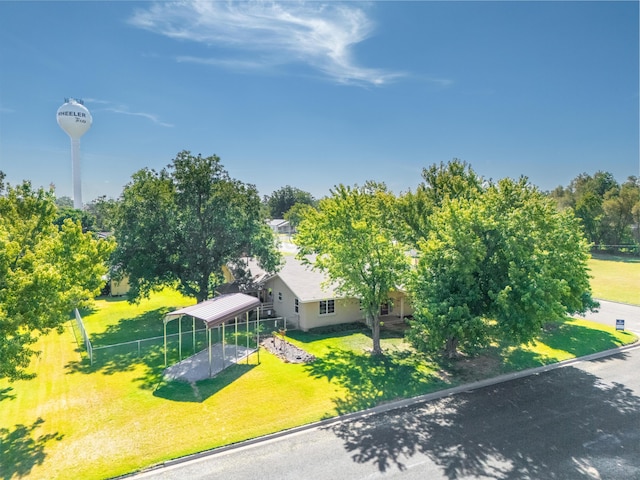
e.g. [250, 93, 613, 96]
[237, 255, 413, 331]
[268, 219, 293, 235]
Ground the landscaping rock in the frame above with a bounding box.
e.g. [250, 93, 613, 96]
[261, 336, 316, 363]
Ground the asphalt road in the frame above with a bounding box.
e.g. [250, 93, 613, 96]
[125, 303, 640, 480]
[580, 299, 640, 334]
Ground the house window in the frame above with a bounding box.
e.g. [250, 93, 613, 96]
[319, 299, 335, 315]
[278, 292, 283, 302]
[294, 298, 299, 313]
[380, 302, 390, 315]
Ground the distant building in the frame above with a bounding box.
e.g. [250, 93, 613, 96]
[268, 219, 293, 235]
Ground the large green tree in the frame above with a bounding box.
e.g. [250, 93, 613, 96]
[396, 159, 483, 248]
[295, 182, 410, 355]
[111, 151, 281, 303]
[265, 185, 315, 219]
[408, 177, 596, 358]
[601, 177, 640, 247]
[0, 179, 113, 380]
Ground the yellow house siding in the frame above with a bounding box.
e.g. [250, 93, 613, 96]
[298, 297, 364, 331]
[110, 277, 130, 296]
[264, 276, 300, 328]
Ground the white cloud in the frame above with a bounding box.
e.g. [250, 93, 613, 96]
[129, 1, 405, 86]
[176, 55, 268, 72]
[105, 107, 174, 128]
[84, 98, 172, 127]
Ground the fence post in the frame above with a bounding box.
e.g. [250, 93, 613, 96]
[74, 308, 94, 365]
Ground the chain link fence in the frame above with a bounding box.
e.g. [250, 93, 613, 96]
[71, 308, 94, 363]
[72, 310, 290, 367]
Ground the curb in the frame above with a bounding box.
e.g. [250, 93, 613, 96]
[122, 339, 639, 479]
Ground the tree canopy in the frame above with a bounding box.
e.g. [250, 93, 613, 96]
[295, 182, 410, 355]
[0, 179, 114, 380]
[265, 185, 315, 219]
[395, 159, 483, 248]
[549, 171, 640, 250]
[111, 151, 282, 303]
[407, 176, 596, 358]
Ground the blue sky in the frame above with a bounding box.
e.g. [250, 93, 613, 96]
[0, 1, 638, 203]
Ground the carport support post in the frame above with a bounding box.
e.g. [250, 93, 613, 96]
[234, 315, 239, 363]
[208, 328, 212, 377]
[246, 311, 250, 365]
[222, 322, 226, 369]
[192, 317, 196, 355]
[179, 317, 182, 360]
[163, 319, 167, 367]
[257, 306, 260, 364]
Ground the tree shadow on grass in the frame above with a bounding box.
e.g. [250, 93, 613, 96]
[66, 340, 178, 393]
[67, 307, 257, 398]
[287, 325, 369, 345]
[539, 321, 635, 357]
[66, 307, 201, 391]
[90, 307, 176, 346]
[153, 363, 256, 403]
[305, 348, 446, 415]
[288, 322, 406, 346]
[0, 387, 15, 403]
[0, 418, 64, 480]
[327, 364, 640, 478]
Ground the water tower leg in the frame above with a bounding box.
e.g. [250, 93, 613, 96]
[71, 138, 82, 209]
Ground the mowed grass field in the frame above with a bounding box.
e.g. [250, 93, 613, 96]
[589, 254, 640, 305]
[1, 256, 638, 480]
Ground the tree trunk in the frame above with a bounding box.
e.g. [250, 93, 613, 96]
[196, 276, 210, 303]
[445, 336, 459, 359]
[371, 314, 383, 356]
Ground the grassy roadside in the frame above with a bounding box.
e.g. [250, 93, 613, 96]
[1, 293, 635, 480]
[0, 254, 637, 479]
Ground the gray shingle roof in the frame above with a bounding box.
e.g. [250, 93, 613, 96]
[248, 255, 339, 303]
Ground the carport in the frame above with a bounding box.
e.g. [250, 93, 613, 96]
[163, 293, 261, 379]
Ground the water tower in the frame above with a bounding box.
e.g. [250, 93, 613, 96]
[57, 98, 92, 209]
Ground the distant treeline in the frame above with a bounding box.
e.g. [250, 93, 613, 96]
[548, 171, 639, 255]
[50, 168, 640, 256]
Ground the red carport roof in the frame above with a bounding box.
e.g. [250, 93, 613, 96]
[165, 293, 260, 328]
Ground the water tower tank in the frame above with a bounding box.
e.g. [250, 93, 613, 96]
[57, 99, 92, 138]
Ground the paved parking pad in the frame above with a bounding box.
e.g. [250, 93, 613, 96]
[163, 344, 255, 382]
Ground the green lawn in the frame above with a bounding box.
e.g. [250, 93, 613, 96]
[588, 254, 640, 305]
[1, 254, 638, 480]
